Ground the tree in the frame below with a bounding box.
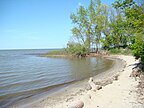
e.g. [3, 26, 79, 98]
[69, 0, 143, 58]
[89, 0, 108, 53]
[113, 0, 144, 63]
[101, 5, 110, 49]
[70, 0, 109, 54]
[70, 6, 92, 53]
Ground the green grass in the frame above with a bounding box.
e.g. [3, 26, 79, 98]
[44, 49, 68, 56]
[109, 48, 132, 55]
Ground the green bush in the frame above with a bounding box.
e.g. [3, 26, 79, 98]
[66, 42, 87, 57]
[109, 48, 121, 54]
[45, 49, 67, 55]
[131, 35, 144, 64]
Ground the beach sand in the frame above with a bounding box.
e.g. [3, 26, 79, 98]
[12, 55, 144, 108]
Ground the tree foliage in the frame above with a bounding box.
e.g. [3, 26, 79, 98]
[66, 42, 87, 57]
[67, 0, 144, 62]
[70, 6, 91, 53]
[113, 0, 144, 63]
[69, 0, 108, 54]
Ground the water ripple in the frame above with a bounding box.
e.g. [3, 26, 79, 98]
[0, 49, 113, 107]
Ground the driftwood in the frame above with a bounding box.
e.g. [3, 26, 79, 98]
[88, 77, 102, 91]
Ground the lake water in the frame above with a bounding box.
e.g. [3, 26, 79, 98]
[0, 49, 113, 107]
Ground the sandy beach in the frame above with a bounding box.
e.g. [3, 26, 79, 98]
[11, 55, 144, 108]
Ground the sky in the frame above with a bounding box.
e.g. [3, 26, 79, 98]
[0, 0, 116, 49]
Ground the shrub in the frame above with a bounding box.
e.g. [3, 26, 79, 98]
[109, 48, 121, 54]
[45, 49, 67, 55]
[66, 42, 87, 57]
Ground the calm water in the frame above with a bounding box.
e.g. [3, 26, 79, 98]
[0, 49, 113, 107]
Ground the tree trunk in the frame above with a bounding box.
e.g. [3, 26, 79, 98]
[96, 43, 99, 53]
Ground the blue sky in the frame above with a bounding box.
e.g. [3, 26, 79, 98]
[0, 0, 116, 49]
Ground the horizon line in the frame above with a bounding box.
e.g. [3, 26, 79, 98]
[0, 48, 63, 50]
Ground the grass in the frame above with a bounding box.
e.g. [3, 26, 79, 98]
[109, 48, 132, 55]
[41, 49, 69, 57]
[46, 50, 67, 55]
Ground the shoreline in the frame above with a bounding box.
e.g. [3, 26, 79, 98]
[10, 55, 143, 108]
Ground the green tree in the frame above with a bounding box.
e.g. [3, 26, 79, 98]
[70, 6, 92, 53]
[113, 0, 144, 63]
[101, 6, 113, 49]
[109, 9, 127, 48]
[90, 0, 108, 52]
[70, 0, 110, 54]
